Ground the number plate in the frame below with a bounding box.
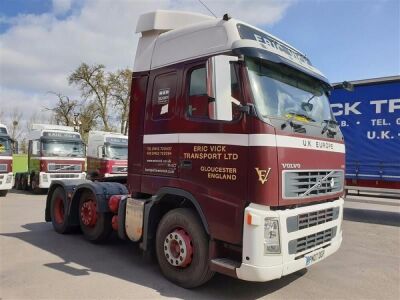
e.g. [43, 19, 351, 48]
[305, 249, 325, 266]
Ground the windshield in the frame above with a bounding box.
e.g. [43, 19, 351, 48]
[0, 137, 11, 156]
[42, 140, 85, 157]
[246, 58, 333, 124]
[106, 144, 128, 160]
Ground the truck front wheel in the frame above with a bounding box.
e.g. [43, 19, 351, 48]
[78, 191, 112, 242]
[50, 187, 71, 234]
[155, 208, 214, 288]
[0, 190, 8, 197]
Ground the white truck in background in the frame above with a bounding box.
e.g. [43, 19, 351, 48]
[15, 124, 86, 193]
[86, 131, 128, 180]
[0, 123, 14, 196]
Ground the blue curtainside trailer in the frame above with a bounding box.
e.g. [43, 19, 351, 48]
[329, 76, 400, 193]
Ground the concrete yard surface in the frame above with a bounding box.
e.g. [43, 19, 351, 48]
[1, 190, 399, 300]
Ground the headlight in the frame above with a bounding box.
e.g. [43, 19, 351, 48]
[42, 174, 48, 182]
[6, 174, 13, 183]
[264, 218, 281, 254]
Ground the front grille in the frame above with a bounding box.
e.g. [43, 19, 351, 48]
[283, 170, 344, 199]
[49, 174, 80, 179]
[112, 165, 128, 173]
[288, 226, 337, 255]
[0, 164, 7, 172]
[287, 206, 339, 233]
[48, 164, 82, 172]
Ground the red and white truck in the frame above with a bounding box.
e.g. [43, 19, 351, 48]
[15, 124, 86, 193]
[45, 11, 346, 288]
[0, 123, 14, 197]
[87, 131, 128, 180]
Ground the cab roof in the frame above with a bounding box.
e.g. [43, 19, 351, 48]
[134, 10, 325, 81]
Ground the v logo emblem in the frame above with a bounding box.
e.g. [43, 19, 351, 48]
[255, 167, 272, 184]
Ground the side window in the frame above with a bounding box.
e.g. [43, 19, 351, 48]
[187, 63, 242, 120]
[151, 72, 177, 120]
[188, 67, 209, 118]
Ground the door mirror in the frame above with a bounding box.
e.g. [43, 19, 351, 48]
[206, 55, 238, 121]
[32, 140, 40, 155]
[97, 145, 105, 158]
[11, 139, 18, 154]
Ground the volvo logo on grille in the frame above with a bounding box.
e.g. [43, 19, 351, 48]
[301, 170, 335, 197]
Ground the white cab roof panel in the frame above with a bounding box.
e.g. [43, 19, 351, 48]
[134, 11, 325, 79]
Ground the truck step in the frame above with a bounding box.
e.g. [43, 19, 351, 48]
[211, 258, 241, 270]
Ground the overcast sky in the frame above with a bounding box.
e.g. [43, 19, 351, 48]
[0, 0, 399, 125]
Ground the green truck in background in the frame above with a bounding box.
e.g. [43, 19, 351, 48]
[12, 154, 28, 174]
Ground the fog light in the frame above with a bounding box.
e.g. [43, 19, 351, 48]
[264, 218, 281, 254]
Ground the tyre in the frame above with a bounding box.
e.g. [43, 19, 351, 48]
[14, 174, 21, 190]
[155, 208, 214, 288]
[30, 174, 42, 194]
[21, 174, 28, 191]
[78, 191, 112, 242]
[0, 190, 8, 197]
[50, 187, 71, 234]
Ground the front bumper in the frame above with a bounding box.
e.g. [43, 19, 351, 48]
[39, 172, 86, 188]
[236, 198, 344, 282]
[0, 172, 13, 190]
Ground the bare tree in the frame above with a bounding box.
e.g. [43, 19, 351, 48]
[8, 108, 23, 141]
[69, 63, 112, 131]
[77, 102, 98, 143]
[110, 68, 132, 134]
[45, 92, 78, 126]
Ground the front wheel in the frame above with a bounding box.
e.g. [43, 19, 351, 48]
[155, 208, 214, 288]
[0, 190, 8, 197]
[78, 191, 112, 242]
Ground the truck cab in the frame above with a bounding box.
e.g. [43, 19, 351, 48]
[87, 131, 128, 180]
[45, 11, 345, 288]
[0, 124, 14, 196]
[16, 124, 86, 193]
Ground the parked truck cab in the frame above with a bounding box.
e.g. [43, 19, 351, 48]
[15, 124, 86, 193]
[0, 124, 14, 196]
[87, 131, 128, 180]
[46, 11, 345, 288]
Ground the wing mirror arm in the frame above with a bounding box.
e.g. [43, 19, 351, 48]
[238, 103, 256, 116]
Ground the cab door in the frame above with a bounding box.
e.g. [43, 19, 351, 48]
[178, 59, 248, 245]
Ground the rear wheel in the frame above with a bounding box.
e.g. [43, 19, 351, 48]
[50, 187, 71, 233]
[21, 174, 28, 191]
[31, 174, 42, 194]
[155, 208, 214, 288]
[14, 174, 21, 190]
[0, 190, 8, 197]
[79, 191, 112, 242]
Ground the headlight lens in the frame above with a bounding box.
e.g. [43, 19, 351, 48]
[264, 218, 281, 254]
[42, 174, 48, 182]
[6, 174, 13, 183]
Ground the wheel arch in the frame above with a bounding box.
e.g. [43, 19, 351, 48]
[68, 181, 129, 225]
[141, 187, 210, 252]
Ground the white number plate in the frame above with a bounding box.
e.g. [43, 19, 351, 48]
[305, 249, 325, 266]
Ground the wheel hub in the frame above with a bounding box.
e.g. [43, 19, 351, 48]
[54, 197, 64, 224]
[163, 229, 193, 267]
[80, 200, 97, 227]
